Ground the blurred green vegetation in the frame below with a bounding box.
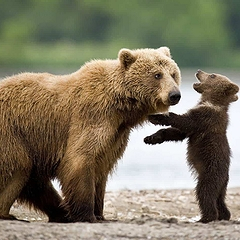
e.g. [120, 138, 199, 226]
[0, 0, 240, 69]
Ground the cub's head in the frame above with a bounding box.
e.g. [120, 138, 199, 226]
[118, 46, 181, 114]
[194, 70, 239, 106]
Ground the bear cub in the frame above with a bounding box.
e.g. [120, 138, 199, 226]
[144, 70, 239, 223]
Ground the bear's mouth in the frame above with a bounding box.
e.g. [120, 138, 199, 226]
[193, 71, 201, 90]
[195, 69, 203, 82]
[193, 70, 205, 92]
[193, 82, 201, 88]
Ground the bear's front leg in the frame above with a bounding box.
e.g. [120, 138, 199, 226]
[144, 127, 186, 145]
[144, 128, 167, 144]
[149, 113, 194, 134]
[148, 114, 172, 126]
[58, 155, 97, 223]
[94, 177, 107, 221]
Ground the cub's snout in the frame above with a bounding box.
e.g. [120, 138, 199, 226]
[195, 69, 206, 81]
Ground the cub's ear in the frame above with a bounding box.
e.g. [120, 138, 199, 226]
[118, 48, 137, 69]
[158, 46, 172, 58]
[193, 83, 203, 93]
[226, 83, 239, 95]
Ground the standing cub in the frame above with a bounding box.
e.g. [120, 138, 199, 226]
[144, 70, 239, 223]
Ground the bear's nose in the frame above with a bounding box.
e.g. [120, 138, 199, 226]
[168, 91, 181, 105]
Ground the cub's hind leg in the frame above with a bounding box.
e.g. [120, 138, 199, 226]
[196, 174, 220, 223]
[217, 181, 231, 221]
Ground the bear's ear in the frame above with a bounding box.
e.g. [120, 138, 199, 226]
[158, 46, 172, 58]
[225, 83, 239, 95]
[224, 83, 239, 102]
[119, 48, 137, 69]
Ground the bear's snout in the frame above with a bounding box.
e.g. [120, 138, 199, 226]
[195, 69, 209, 82]
[195, 69, 203, 80]
[168, 91, 181, 105]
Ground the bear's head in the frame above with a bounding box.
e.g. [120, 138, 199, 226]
[194, 70, 239, 106]
[118, 47, 181, 113]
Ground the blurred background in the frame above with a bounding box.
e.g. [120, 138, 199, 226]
[1, 0, 240, 70]
[0, 0, 239, 190]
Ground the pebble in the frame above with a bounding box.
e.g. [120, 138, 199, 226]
[141, 205, 150, 213]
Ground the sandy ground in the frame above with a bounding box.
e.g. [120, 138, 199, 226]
[1, 188, 240, 240]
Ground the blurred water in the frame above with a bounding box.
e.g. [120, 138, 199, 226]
[107, 69, 240, 190]
[1, 69, 239, 191]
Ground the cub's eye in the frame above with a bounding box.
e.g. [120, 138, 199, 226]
[210, 74, 216, 78]
[155, 73, 163, 80]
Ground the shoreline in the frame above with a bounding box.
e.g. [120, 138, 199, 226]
[2, 187, 240, 239]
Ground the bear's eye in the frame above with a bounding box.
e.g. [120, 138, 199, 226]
[210, 74, 216, 78]
[155, 73, 163, 80]
[171, 73, 176, 79]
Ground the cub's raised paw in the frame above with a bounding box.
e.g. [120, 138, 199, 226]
[144, 135, 163, 144]
[148, 114, 169, 126]
[144, 129, 165, 144]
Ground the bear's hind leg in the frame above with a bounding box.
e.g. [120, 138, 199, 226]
[18, 178, 69, 223]
[217, 183, 231, 221]
[195, 176, 219, 223]
[0, 170, 30, 221]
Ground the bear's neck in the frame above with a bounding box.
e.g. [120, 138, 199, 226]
[66, 61, 153, 127]
[198, 99, 230, 113]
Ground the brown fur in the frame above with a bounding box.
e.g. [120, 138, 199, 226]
[0, 47, 181, 222]
[144, 70, 239, 223]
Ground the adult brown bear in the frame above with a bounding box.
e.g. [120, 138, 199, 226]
[0, 47, 181, 222]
